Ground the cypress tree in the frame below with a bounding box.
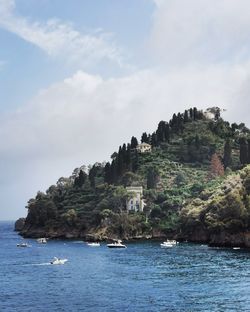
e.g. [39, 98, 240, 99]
[193, 107, 198, 120]
[78, 170, 86, 187]
[248, 139, 250, 164]
[223, 139, 232, 168]
[141, 132, 149, 143]
[111, 160, 118, 183]
[156, 121, 166, 142]
[151, 132, 157, 147]
[184, 110, 189, 122]
[189, 108, 193, 120]
[165, 123, 170, 142]
[89, 165, 97, 188]
[117, 146, 124, 175]
[131, 136, 138, 149]
[104, 162, 112, 184]
[147, 167, 159, 189]
[240, 138, 248, 165]
[131, 150, 139, 172]
[74, 169, 86, 187]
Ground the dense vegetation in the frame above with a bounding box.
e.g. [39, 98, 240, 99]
[20, 107, 250, 244]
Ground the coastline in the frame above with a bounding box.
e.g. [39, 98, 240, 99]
[15, 219, 250, 248]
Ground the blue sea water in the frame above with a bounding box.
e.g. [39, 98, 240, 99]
[0, 221, 250, 312]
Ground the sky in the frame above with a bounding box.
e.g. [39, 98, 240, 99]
[1, 0, 250, 220]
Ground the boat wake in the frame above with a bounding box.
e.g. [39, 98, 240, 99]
[21, 262, 52, 266]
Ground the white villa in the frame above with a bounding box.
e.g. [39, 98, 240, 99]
[136, 143, 152, 153]
[126, 186, 145, 212]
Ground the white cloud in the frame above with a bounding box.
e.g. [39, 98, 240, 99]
[149, 0, 250, 67]
[2, 0, 250, 219]
[0, 0, 123, 67]
[1, 64, 250, 219]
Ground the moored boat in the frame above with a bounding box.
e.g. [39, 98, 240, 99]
[37, 238, 47, 244]
[160, 240, 178, 248]
[107, 240, 127, 248]
[17, 242, 29, 247]
[87, 242, 100, 247]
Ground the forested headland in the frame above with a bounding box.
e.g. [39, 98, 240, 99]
[17, 107, 250, 247]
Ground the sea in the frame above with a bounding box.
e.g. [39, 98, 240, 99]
[0, 221, 250, 312]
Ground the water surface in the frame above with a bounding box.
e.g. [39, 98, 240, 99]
[0, 222, 249, 311]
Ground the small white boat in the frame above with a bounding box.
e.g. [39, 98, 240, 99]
[107, 240, 127, 248]
[233, 247, 241, 250]
[87, 242, 100, 247]
[37, 238, 47, 244]
[160, 240, 178, 248]
[17, 242, 29, 247]
[50, 257, 68, 265]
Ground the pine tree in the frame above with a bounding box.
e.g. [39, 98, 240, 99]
[223, 139, 232, 168]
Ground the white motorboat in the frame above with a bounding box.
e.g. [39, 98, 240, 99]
[87, 242, 100, 247]
[107, 240, 127, 248]
[37, 238, 47, 244]
[50, 257, 68, 265]
[160, 240, 178, 248]
[17, 242, 29, 247]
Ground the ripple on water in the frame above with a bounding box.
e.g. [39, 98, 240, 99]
[0, 222, 250, 311]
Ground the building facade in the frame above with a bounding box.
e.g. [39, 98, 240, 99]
[136, 143, 152, 153]
[126, 186, 145, 212]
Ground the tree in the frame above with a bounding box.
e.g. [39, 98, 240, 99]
[248, 139, 250, 164]
[131, 136, 138, 149]
[131, 150, 139, 172]
[210, 153, 224, 178]
[156, 121, 166, 142]
[193, 107, 198, 120]
[89, 165, 97, 188]
[104, 162, 112, 184]
[151, 132, 158, 147]
[147, 166, 159, 189]
[184, 110, 189, 122]
[141, 132, 149, 143]
[223, 139, 232, 168]
[74, 169, 86, 187]
[164, 123, 170, 142]
[239, 138, 248, 165]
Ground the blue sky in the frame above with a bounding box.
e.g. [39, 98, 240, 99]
[1, 0, 250, 220]
[0, 0, 154, 112]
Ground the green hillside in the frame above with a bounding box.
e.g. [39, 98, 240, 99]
[18, 107, 250, 246]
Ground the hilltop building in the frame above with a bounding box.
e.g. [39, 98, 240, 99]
[126, 186, 145, 212]
[136, 143, 152, 153]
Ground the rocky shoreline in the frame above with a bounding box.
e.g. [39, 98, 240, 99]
[15, 218, 250, 248]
